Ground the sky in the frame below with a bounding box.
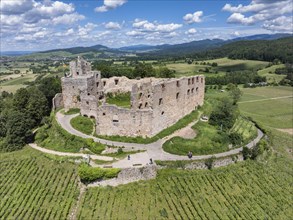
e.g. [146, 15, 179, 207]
[1, 0, 292, 51]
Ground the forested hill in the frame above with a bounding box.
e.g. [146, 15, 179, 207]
[192, 37, 293, 63]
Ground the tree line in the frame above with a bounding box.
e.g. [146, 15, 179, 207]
[0, 77, 61, 152]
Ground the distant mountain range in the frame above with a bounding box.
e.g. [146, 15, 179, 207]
[2, 33, 291, 58]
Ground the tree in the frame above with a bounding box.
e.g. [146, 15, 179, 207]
[12, 88, 30, 110]
[133, 63, 155, 78]
[209, 97, 238, 130]
[26, 87, 48, 126]
[157, 67, 175, 78]
[227, 83, 242, 104]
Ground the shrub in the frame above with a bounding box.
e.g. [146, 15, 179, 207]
[229, 132, 243, 146]
[78, 164, 121, 183]
[104, 168, 121, 178]
[78, 163, 105, 182]
[205, 156, 216, 170]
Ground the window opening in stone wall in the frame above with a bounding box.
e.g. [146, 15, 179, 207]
[90, 116, 95, 119]
[159, 98, 163, 105]
[176, 92, 179, 99]
[148, 94, 151, 98]
[196, 87, 199, 92]
[145, 102, 148, 107]
[83, 114, 88, 117]
[176, 81, 180, 87]
[161, 111, 164, 115]
[139, 92, 143, 99]
[88, 93, 90, 96]
[115, 79, 119, 85]
[103, 81, 106, 86]
[196, 76, 199, 82]
[96, 82, 99, 87]
[191, 88, 194, 93]
[188, 79, 191, 85]
[161, 84, 165, 90]
[187, 89, 190, 95]
[103, 112, 106, 116]
[113, 115, 119, 123]
[77, 72, 79, 75]
[192, 78, 194, 84]
[86, 101, 89, 105]
[139, 103, 142, 109]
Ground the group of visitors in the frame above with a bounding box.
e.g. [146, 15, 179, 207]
[188, 151, 193, 159]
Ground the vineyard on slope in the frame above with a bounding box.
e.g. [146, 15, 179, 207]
[0, 147, 80, 219]
[78, 159, 293, 219]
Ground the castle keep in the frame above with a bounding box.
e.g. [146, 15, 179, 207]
[60, 57, 205, 137]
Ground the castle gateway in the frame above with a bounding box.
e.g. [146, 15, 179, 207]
[60, 57, 205, 137]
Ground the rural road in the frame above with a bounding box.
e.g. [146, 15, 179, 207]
[238, 95, 293, 104]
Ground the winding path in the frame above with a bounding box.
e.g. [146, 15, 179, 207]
[42, 112, 264, 168]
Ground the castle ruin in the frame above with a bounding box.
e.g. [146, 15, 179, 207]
[60, 57, 205, 137]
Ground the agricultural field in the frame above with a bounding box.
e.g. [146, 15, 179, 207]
[257, 64, 286, 83]
[0, 147, 80, 219]
[78, 159, 293, 219]
[165, 58, 269, 78]
[0, 74, 38, 93]
[239, 86, 293, 129]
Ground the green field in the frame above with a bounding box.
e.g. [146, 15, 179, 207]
[0, 147, 79, 219]
[166, 58, 269, 78]
[0, 74, 37, 93]
[239, 86, 293, 128]
[257, 64, 286, 83]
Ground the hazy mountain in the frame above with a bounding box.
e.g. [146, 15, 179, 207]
[12, 33, 292, 60]
[1, 51, 35, 56]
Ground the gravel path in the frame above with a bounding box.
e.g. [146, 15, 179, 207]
[50, 112, 264, 167]
[29, 143, 114, 161]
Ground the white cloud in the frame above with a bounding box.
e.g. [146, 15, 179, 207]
[262, 16, 293, 32]
[95, 0, 127, 12]
[105, 22, 121, 30]
[132, 19, 182, 33]
[51, 13, 85, 25]
[223, 0, 292, 29]
[183, 11, 203, 24]
[126, 30, 145, 36]
[227, 13, 255, 25]
[185, 28, 197, 35]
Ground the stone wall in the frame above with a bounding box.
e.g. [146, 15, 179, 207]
[96, 105, 153, 137]
[184, 154, 244, 170]
[52, 93, 64, 110]
[89, 165, 157, 187]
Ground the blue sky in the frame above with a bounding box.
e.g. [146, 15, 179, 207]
[1, 0, 292, 51]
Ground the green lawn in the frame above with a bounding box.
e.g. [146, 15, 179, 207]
[106, 92, 131, 108]
[239, 86, 293, 128]
[70, 115, 94, 135]
[35, 116, 105, 154]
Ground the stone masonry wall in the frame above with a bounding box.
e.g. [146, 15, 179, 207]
[96, 105, 153, 137]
